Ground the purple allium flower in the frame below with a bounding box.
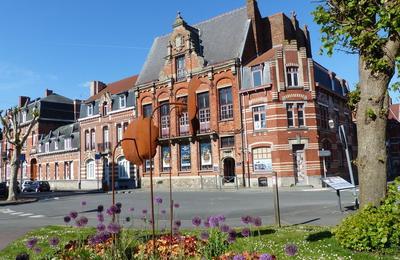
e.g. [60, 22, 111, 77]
[209, 216, 220, 228]
[116, 202, 122, 209]
[129, 207, 134, 212]
[259, 253, 274, 260]
[155, 196, 163, 204]
[140, 215, 147, 222]
[125, 217, 131, 222]
[227, 229, 237, 243]
[174, 220, 182, 227]
[172, 226, 180, 235]
[109, 205, 119, 214]
[106, 208, 113, 216]
[241, 227, 251, 237]
[284, 244, 298, 256]
[63, 215, 71, 223]
[33, 247, 42, 254]
[173, 203, 180, 208]
[217, 214, 226, 222]
[26, 237, 38, 249]
[97, 213, 104, 223]
[161, 209, 166, 215]
[142, 209, 148, 215]
[241, 215, 253, 225]
[76, 216, 88, 227]
[192, 216, 202, 227]
[233, 255, 246, 260]
[49, 237, 59, 247]
[220, 224, 230, 233]
[98, 231, 111, 242]
[203, 219, 210, 228]
[200, 231, 209, 240]
[107, 222, 121, 234]
[97, 223, 106, 232]
[81, 201, 87, 206]
[97, 205, 104, 212]
[115, 208, 121, 214]
[69, 211, 78, 219]
[253, 216, 262, 227]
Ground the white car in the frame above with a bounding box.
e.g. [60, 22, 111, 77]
[21, 180, 34, 192]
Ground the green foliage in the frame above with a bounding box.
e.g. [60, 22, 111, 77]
[334, 178, 400, 252]
[347, 85, 361, 112]
[366, 108, 377, 120]
[202, 228, 229, 259]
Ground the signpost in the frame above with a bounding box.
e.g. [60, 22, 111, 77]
[322, 176, 355, 212]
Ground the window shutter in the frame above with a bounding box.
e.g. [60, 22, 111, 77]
[263, 62, 271, 84]
[241, 67, 252, 89]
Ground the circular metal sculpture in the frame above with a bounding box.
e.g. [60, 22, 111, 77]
[121, 117, 159, 165]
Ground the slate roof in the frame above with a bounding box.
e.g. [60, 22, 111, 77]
[136, 7, 250, 86]
[87, 75, 138, 102]
[41, 93, 74, 104]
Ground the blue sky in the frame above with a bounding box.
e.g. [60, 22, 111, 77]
[0, 0, 398, 112]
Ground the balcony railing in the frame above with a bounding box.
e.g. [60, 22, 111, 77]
[200, 121, 210, 133]
[161, 128, 170, 138]
[179, 125, 189, 136]
[97, 142, 111, 154]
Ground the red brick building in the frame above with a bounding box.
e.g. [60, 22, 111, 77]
[388, 104, 400, 178]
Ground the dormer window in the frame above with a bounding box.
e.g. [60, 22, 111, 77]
[103, 102, 108, 116]
[176, 55, 186, 81]
[251, 65, 263, 87]
[38, 143, 42, 153]
[287, 66, 299, 87]
[119, 95, 126, 108]
[87, 104, 93, 116]
[65, 138, 72, 150]
[22, 111, 27, 123]
[54, 140, 59, 150]
[45, 142, 49, 153]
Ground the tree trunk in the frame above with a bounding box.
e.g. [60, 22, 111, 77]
[7, 149, 20, 201]
[356, 56, 391, 208]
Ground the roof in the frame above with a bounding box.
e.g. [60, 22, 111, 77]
[245, 48, 277, 67]
[389, 104, 400, 122]
[40, 122, 79, 143]
[136, 7, 250, 86]
[87, 75, 138, 102]
[39, 93, 74, 104]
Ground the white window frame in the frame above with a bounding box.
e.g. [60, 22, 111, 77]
[91, 130, 96, 150]
[252, 147, 272, 172]
[285, 102, 306, 128]
[251, 66, 263, 87]
[45, 142, 49, 153]
[64, 138, 72, 150]
[119, 95, 126, 108]
[86, 160, 95, 180]
[87, 104, 93, 116]
[118, 157, 130, 179]
[54, 140, 58, 150]
[286, 66, 299, 87]
[253, 105, 267, 130]
[22, 111, 27, 123]
[117, 124, 123, 142]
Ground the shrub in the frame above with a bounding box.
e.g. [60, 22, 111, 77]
[333, 178, 400, 252]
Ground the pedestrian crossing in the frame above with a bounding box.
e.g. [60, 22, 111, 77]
[0, 208, 45, 218]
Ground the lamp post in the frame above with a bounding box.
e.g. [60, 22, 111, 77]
[328, 119, 358, 207]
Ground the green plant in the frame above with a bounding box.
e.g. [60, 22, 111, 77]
[202, 228, 229, 259]
[333, 178, 400, 252]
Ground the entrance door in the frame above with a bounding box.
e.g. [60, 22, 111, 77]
[292, 144, 306, 184]
[30, 159, 37, 180]
[223, 158, 235, 183]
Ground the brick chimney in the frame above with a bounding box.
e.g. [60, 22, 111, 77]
[44, 89, 53, 97]
[246, 0, 264, 55]
[18, 96, 30, 107]
[90, 81, 107, 97]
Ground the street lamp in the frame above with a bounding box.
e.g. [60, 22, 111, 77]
[328, 119, 358, 207]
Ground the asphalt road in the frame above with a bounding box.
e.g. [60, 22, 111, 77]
[0, 188, 356, 250]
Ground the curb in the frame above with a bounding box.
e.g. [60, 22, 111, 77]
[0, 198, 39, 207]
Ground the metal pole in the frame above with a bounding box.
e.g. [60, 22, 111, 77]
[272, 171, 281, 227]
[336, 190, 342, 212]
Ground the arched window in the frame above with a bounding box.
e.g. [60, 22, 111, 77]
[118, 156, 130, 179]
[86, 159, 95, 180]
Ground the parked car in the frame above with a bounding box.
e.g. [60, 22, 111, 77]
[6, 181, 21, 194]
[32, 181, 51, 192]
[22, 180, 36, 192]
[0, 182, 8, 198]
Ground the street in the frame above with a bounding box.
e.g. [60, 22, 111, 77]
[0, 188, 356, 250]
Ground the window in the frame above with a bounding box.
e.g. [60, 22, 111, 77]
[103, 127, 109, 150]
[219, 87, 233, 120]
[319, 105, 329, 130]
[46, 164, 50, 180]
[118, 157, 130, 179]
[286, 104, 294, 127]
[87, 104, 93, 116]
[32, 131, 36, 146]
[297, 104, 305, 127]
[103, 102, 108, 116]
[180, 143, 191, 171]
[119, 95, 126, 108]
[45, 142, 49, 153]
[287, 66, 299, 87]
[86, 160, 95, 180]
[253, 147, 272, 172]
[252, 65, 263, 87]
[22, 111, 27, 123]
[221, 136, 235, 148]
[198, 92, 210, 133]
[55, 163, 58, 180]
[199, 140, 212, 170]
[91, 130, 96, 150]
[161, 145, 171, 172]
[38, 143, 42, 153]
[176, 55, 186, 81]
[144, 159, 154, 173]
[85, 130, 90, 150]
[177, 96, 189, 135]
[65, 138, 72, 150]
[253, 106, 266, 130]
[286, 103, 305, 128]
[335, 110, 340, 131]
[38, 165, 42, 180]
[160, 102, 170, 138]
[143, 104, 152, 118]
[116, 124, 122, 142]
[22, 162, 27, 178]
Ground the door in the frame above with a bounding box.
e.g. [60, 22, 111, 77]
[30, 159, 37, 180]
[223, 158, 235, 183]
[293, 144, 306, 184]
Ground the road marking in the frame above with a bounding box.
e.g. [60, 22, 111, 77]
[0, 209, 15, 214]
[10, 212, 24, 215]
[19, 213, 33, 217]
[29, 215, 45, 218]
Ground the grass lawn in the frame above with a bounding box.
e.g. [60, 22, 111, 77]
[0, 225, 398, 259]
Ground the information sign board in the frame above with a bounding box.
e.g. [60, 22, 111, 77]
[322, 176, 355, 190]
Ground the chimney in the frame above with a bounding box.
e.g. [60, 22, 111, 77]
[247, 0, 263, 55]
[73, 100, 81, 121]
[44, 89, 53, 97]
[18, 96, 30, 107]
[90, 81, 107, 97]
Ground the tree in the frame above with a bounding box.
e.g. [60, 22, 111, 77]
[0, 107, 38, 201]
[313, 0, 400, 207]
